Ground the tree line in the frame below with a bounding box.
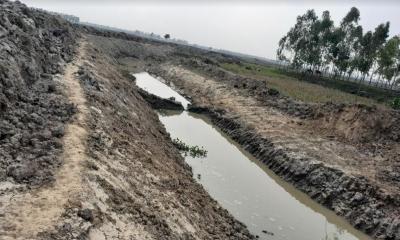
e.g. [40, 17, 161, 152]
[277, 7, 400, 89]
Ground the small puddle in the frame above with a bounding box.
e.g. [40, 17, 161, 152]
[134, 72, 371, 240]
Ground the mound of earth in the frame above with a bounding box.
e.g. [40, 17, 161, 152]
[0, 0, 76, 186]
[313, 103, 400, 144]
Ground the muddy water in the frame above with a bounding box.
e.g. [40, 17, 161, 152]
[135, 73, 371, 240]
[134, 72, 190, 108]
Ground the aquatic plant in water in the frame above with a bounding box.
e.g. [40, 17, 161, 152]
[172, 138, 208, 158]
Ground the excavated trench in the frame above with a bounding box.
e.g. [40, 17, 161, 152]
[134, 72, 371, 240]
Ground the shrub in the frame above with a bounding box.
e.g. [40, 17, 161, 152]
[390, 97, 400, 109]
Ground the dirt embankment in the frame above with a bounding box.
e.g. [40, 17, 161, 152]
[45, 35, 252, 240]
[1, 1, 254, 239]
[78, 31, 400, 239]
[137, 88, 184, 110]
[152, 65, 400, 240]
[2, 2, 399, 238]
[0, 2, 78, 237]
[0, 0, 76, 187]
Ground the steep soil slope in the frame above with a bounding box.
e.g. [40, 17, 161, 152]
[0, 2, 77, 237]
[41, 36, 253, 240]
[81, 32, 400, 239]
[0, 0, 76, 187]
[2, 40, 88, 240]
[0, 1, 254, 239]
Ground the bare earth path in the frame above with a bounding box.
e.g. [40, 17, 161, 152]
[1, 40, 88, 239]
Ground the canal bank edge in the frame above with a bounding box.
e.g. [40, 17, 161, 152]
[187, 105, 400, 240]
[137, 88, 185, 111]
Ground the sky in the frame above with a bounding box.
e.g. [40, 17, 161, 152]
[21, 0, 400, 59]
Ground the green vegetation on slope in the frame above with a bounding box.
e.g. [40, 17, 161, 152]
[391, 97, 400, 109]
[222, 62, 287, 79]
[221, 62, 380, 105]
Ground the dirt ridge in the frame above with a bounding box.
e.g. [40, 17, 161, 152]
[137, 88, 184, 110]
[188, 105, 400, 240]
[0, 40, 88, 240]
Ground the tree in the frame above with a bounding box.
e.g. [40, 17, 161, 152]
[319, 11, 334, 71]
[276, 6, 393, 89]
[284, 10, 315, 68]
[378, 36, 400, 88]
[278, 10, 322, 70]
[356, 22, 390, 81]
[302, 10, 322, 69]
[347, 25, 363, 80]
[277, 36, 290, 68]
[356, 31, 374, 80]
[395, 39, 400, 88]
[378, 36, 400, 84]
[164, 34, 170, 40]
[331, 7, 361, 79]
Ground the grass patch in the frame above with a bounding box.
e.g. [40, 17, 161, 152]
[221, 62, 381, 106]
[221, 62, 287, 79]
